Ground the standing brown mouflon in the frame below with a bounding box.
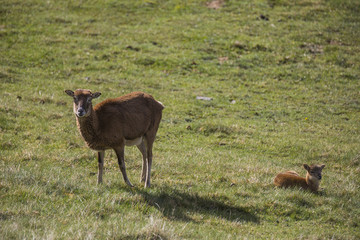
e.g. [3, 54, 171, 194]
[65, 89, 164, 188]
[274, 164, 325, 192]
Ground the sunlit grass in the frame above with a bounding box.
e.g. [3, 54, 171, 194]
[1, 0, 359, 239]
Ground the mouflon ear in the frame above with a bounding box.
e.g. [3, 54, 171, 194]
[92, 92, 101, 99]
[320, 164, 325, 169]
[65, 90, 74, 97]
[303, 164, 310, 171]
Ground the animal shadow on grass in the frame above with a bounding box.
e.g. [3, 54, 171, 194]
[132, 185, 259, 223]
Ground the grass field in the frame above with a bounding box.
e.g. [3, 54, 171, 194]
[1, 0, 360, 239]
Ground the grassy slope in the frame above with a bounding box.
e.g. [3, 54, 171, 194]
[1, 0, 359, 239]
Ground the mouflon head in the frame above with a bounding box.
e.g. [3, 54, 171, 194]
[65, 89, 101, 118]
[303, 164, 325, 180]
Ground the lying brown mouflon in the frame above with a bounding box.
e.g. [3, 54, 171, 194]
[274, 164, 325, 192]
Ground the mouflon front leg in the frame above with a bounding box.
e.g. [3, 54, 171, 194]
[114, 146, 133, 187]
[97, 151, 105, 184]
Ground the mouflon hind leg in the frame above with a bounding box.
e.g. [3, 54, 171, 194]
[144, 138, 153, 188]
[136, 140, 147, 183]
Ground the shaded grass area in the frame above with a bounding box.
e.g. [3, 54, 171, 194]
[134, 186, 259, 223]
[1, 0, 360, 239]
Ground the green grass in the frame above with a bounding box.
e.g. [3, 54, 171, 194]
[1, 0, 360, 239]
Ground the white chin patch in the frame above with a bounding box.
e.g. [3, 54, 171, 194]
[76, 111, 88, 118]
